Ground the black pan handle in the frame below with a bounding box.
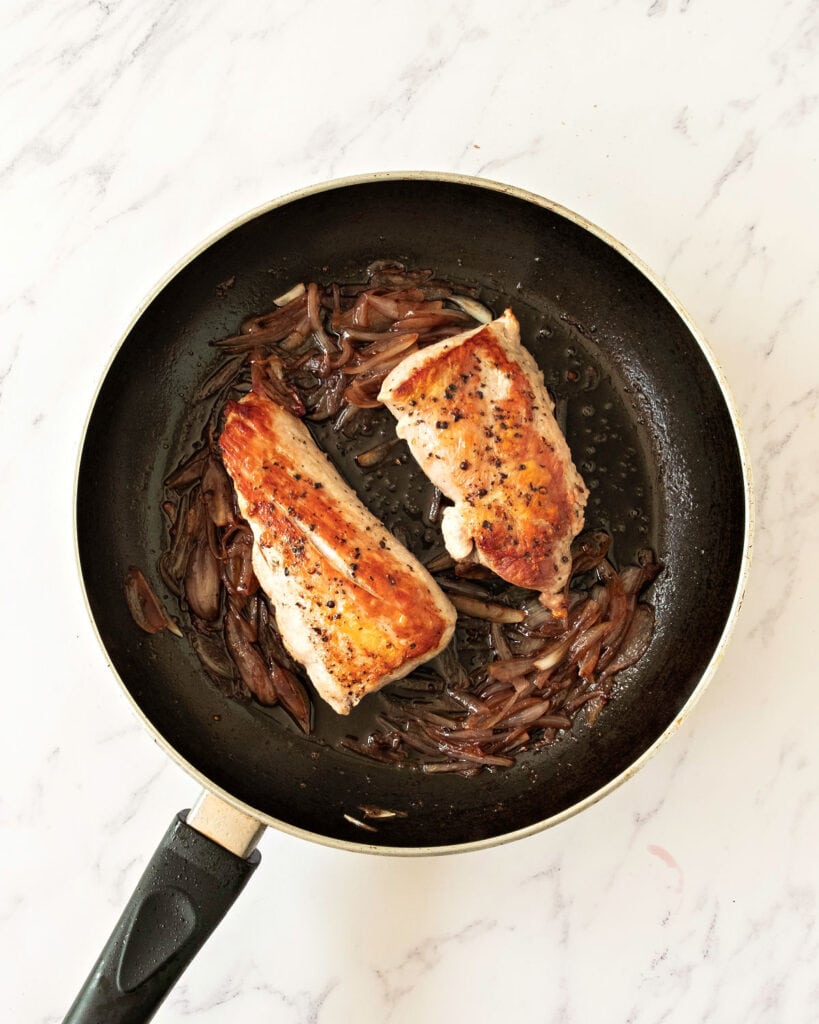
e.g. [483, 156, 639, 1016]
[63, 800, 262, 1024]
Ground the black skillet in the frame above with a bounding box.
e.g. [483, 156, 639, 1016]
[68, 173, 750, 1022]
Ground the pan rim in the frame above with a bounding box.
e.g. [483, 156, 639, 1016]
[74, 170, 754, 856]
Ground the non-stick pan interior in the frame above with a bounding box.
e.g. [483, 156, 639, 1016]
[76, 177, 746, 849]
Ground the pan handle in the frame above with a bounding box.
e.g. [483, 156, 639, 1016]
[63, 793, 264, 1024]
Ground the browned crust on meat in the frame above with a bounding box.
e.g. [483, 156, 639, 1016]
[220, 393, 454, 709]
[383, 312, 588, 613]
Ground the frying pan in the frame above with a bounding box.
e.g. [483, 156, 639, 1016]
[68, 173, 751, 1022]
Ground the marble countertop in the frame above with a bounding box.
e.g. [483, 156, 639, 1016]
[3, 1, 817, 1021]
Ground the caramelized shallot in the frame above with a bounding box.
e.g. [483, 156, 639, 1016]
[269, 666, 311, 733]
[448, 595, 526, 623]
[224, 607, 278, 705]
[185, 540, 221, 621]
[201, 456, 234, 528]
[221, 528, 258, 599]
[124, 566, 182, 637]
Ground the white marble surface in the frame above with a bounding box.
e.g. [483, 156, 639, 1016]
[2, 1, 818, 1020]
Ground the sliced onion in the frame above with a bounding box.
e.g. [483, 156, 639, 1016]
[354, 437, 401, 468]
[490, 621, 513, 661]
[157, 552, 183, 597]
[343, 376, 387, 408]
[271, 665, 311, 733]
[432, 743, 515, 768]
[422, 761, 480, 775]
[424, 550, 455, 572]
[620, 558, 661, 596]
[222, 529, 258, 598]
[336, 325, 398, 343]
[327, 334, 355, 369]
[446, 689, 489, 714]
[332, 403, 360, 432]
[601, 603, 655, 677]
[250, 352, 306, 416]
[571, 530, 611, 574]
[274, 282, 306, 307]
[358, 805, 408, 820]
[344, 333, 419, 375]
[534, 714, 572, 730]
[124, 566, 182, 637]
[389, 311, 469, 333]
[487, 655, 540, 682]
[167, 497, 198, 581]
[280, 325, 309, 352]
[585, 697, 606, 726]
[440, 727, 496, 742]
[449, 594, 525, 623]
[224, 608, 278, 705]
[185, 541, 221, 621]
[577, 640, 602, 680]
[529, 638, 571, 672]
[306, 370, 346, 421]
[307, 282, 335, 362]
[365, 291, 428, 321]
[498, 699, 554, 730]
[190, 631, 234, 679]
[164, 448, 208, 490]
[343, 814, 378, 833]
[201, 456, 234, 528]
[447, 294, 493, 324]
[240, 293, 308, 336]
[566, 621, 611, 668]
